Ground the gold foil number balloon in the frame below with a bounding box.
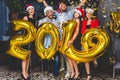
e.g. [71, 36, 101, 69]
[59, 20, 76, 54]
[66, 28, 110, 62]
[110, 12, 120, 33]
[111, 12, 120, 21]
[7, 20, 36, 60]
[110, 21, 120, 33]
[35, 22, 59, 59]
[7, 20, 110, 62]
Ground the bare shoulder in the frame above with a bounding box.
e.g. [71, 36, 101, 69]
[23, 16, 28, 21]
[76, 19, 80, 23]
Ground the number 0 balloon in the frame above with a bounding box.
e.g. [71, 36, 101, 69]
[35, 22, 59, 59]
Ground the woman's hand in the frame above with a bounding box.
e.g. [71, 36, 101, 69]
[68, 40, 73, 47]
[79, 0, 86, 8]
[42, 0, 49, 7]
[81, 0, 86, 3]
[58, 40, 62, 47]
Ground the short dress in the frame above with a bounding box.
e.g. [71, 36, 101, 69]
[21, 16, 36, 50]
[72, 24, 82, 50]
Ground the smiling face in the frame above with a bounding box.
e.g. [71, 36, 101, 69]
[28, 8, 35, 15]
[74, 12, 80, 19]
[86, 12, 93, 19]
[60, 3, 67, 12]
[46, 10, 54, 19]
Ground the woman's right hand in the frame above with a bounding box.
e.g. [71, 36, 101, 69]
[58, 40, 61, 47]
[68, 40, 73, 47]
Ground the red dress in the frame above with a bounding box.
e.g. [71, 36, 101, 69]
[81, 19, 99, 34]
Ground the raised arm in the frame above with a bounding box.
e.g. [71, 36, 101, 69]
[79, 0, 86, 7]
[43, 0, 49, 7]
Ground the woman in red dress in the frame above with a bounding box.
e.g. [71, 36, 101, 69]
[81, 8, 99, 80]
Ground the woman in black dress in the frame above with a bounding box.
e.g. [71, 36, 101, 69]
[67, 9, 82, 79]
[22, 4, 36, 80]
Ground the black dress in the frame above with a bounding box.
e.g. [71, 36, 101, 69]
[22, 16, 36, 50]
[27, 16, 36, 26]
[24, 16, 39, 69]
[86, 25, 90, 29]
[73, 25, 82, 50]
[27, 16, 36, 49]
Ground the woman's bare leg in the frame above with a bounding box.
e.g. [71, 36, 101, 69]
[85, 62, 91, 80]
[22, 60, 28, 79]
[72, 60, 79, 78]
[26, 53, 31, 78]
[67, 57, 75, 78]
[93, 60, 98, 67]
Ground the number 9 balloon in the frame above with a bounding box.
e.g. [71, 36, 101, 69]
[7, 20, 37, 60]
[66, 28, 110, 62]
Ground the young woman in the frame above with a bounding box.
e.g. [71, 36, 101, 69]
[22, 4, 36, 80]
[67, 9, 82, 79]
[81, 8, 99, 80]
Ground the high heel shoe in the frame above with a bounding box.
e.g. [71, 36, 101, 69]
[27, 74, 30, 80]
[73, 78, 81, 80]
[27, 76, 30, 80]
[69, 76, 81, 80]
[86, 74, 92, 80]
[94, 63, 98, 68]
[21, 74, 28, 80]
[74, 75, 81, 80]
[70, 73, 75, 78]
[74, 73, 80, 78]
[69, 78, 74, 80]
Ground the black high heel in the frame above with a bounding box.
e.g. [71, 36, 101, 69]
[69, 73, 75, 80]
[21, 74, 28, 80]
[27, 76, 30, 80]
[69, 78, 74, 80]
[94, 63, 98, 68]
[87, 74, 92, 80]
